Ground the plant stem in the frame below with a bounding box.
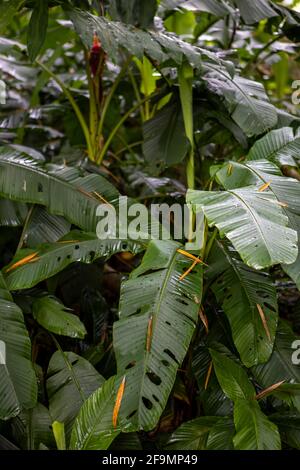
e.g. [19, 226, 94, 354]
[96, 93, 159, 165]
[179, 64, 195, 240]
[128, 67, 145, 122]
[16, 205, 34, 253]
[36, 60, 94, 161]
[97, 56, 132, 139]
[204, 227, 218, 261]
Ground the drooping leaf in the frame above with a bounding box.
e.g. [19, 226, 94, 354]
[0, 272, 37, 420]
[143, 99, 190, 167]
[232, 0, 277, 24]
[4, 230, 143, 290]
[113, 240, 203, 431]
[67, 7, 229, 70]
[109, 0, 157, 28]
[32, 296, 87, 339]
[11, 403, 55, 450]
[47, 351, 105, 443]
[202, 65, 278, 137]
[27, 0, 49, 62]
[24, 206, 71, 247]
[0, 146, 119, 232]
[210, 241, 278, 367]
[70, 376, 121, 450]
[233, 398, 281, 450]
[210, 349, 255, 401]
[187, 185, 297, 269]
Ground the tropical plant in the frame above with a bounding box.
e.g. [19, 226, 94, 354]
[0, 0, 300, 452]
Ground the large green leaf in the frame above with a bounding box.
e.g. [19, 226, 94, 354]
[70, 376, 121, 450]
[113, 240, 203, 431]
[181, 0, 232, 16]
[0, 272, 37, 420]
[187, 185, 297, 269]
[247, 127, 300, 167]
[4, 230, 143, 290]
[202, 65, 278, 137]
[47, 351, 105, 443]
[216, 159, 300, 286]
[67, 7, 229, 69]
[0, 146, 119, 232]
[210, 241, 278, 367]
[211, 349, 281, 450]
[32, 296, 87, 339]
[216, 159, 300, 215]
[109, 0, 157, 28]
[27, 0, 49, 61]
[232, 0, 277, 24]
[233, 398, 281, 450]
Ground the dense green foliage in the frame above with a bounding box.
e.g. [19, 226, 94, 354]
[0, 0, 300, 451]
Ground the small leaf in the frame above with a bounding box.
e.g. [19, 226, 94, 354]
[32, 296, 87, 339]
[210, 349, 255, 401]
[52, 421, 66, 451]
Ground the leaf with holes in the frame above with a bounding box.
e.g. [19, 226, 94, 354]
[113, 240, 203, 431]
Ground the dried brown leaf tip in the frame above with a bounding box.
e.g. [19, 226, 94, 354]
[256, 303, 271, 341]
[258, 181, 271, 192]
[199, 308, 209, 334]
[204, 361, 213, 390]
[112, 376, 126, 429]
[255, 380, 285, 400]
[146, 316, 153, 352]
[4, 252, 39, 273]
[177, 249, 208, 266]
